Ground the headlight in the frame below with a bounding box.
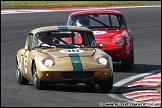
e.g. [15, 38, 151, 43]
[115, 38, 125, 46]
[96, 57, 107, 65]
[41, 58, 55, 67]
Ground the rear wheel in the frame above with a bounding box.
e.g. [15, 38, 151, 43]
[99, 75, 113, 93]
[16, 59, 29, 85]
[33, 62, 48, 90]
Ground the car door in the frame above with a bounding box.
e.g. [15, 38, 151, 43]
[22, 33, 33, 75]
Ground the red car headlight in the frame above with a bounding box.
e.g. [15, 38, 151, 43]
[115, 38, 125, 46]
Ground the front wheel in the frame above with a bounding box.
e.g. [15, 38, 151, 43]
[33, 62, 48, 90]
[99, 75, 113, 93]
[121, 46, 134, 69]
[16, 59, 29, 85]
[85, 81, 96, 88]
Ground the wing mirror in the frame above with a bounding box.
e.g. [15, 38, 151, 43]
[98, 43, 103, 49]
[25, 45, 29, 51]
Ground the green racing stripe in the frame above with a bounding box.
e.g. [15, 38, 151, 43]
[58, 26, 68, 30]
[58, 26, 83, 72]
[69, 53, 83, 72]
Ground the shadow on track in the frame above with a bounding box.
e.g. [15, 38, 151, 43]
[113, 63, 161, 73]
[47, 84, 102, 93]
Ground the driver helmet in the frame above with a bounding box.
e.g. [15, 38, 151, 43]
[38, 32, 53, 45]
[76, 16, 90, 27]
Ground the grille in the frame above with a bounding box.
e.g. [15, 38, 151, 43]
[61, 72, 94, 80]
[106, 51, 110, 55]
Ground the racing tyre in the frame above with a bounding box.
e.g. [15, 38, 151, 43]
[85, 82, 96, 88]
[16, 59, 29, 85]
[33, 62, 48, 90]
[121, 46, 134, 69]
[99, 75, 113, 93]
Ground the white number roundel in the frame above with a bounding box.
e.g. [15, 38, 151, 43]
[92, 31, 107, 35]
[59, 49, 84, 53]
[24, 51, 29, 73]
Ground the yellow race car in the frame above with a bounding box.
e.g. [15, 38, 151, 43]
[16, 26, 113, 93]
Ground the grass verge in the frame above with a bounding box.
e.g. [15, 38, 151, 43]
[1, 1, 161, 9]
[156, 83, 161, 93]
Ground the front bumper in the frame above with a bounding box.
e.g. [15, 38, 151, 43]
[106, 50, 130, 61]
[101, 45, 130, 61]
[37, 69, 113, 83]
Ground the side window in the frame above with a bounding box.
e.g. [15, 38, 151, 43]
[27, 33, 33, 50]
[67, 16, 77, 26]
[119, 16, 126, 30]
[67, 17, 72, 26]
[33, 34, 39, 48]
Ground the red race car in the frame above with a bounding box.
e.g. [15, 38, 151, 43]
[67, 10, 134, 69]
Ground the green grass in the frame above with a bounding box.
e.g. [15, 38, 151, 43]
[1, 1, 161, 9]
[156, 83, 161, 93]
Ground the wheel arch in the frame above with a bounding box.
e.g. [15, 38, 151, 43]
[16, 55, 23, 73]
[31, 59, 36, 77]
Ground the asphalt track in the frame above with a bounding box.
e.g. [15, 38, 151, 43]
[1, 6, 161, 107]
